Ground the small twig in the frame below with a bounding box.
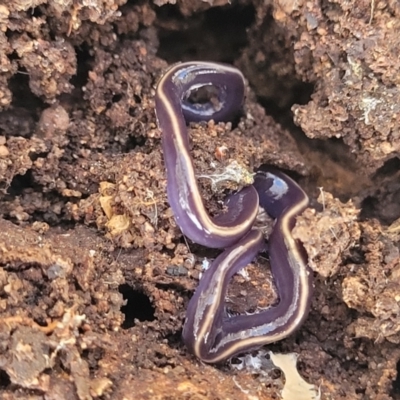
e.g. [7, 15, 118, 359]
[369, 0, 375, 24]
[182, 234, 192, 254]
[1, 315, 58, 334]
[318, 187, 325, 211]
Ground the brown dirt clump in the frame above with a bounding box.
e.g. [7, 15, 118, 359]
[0, 0, 399, 399]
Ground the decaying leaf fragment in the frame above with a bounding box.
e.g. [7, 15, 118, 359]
[270, 352, 320, 400]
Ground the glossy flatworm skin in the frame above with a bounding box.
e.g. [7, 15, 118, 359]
[155, 62, 259, 248]
[182, 167, 312, 363]
[155, 61, 312, 363]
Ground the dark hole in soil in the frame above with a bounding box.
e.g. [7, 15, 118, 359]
[29, 152, 50, 162]
[119, 284, 155, 328]
[359, 157, 400, 224]
[112, 94, 123, 103]
[391, 359, 400, 398]
[258, 80, 314, 124]
[360, 196, 378, 221]
[360, 191, 400, 225]
[7, 170, 35, 196]
[163, 331, 182, 349]
[9, 68, 45, 111]
[374, 157, 400, 177]
[0, 106, 37, 138]
[72, 42, 94, 88]
[122, 134, 146, 152]
[0, 369, 11, 388]
[157, 4, 255, 63]
[27, 7, 43, 17]
[81, 347, 105, 372]
[3, 171, 77, 226]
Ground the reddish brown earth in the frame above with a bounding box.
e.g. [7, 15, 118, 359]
[0, 0, 399, 399]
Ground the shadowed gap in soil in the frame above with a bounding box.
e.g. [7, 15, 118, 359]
[359, 157, 400, 225]
[0, 67, 44, 139]
[8, 67, 45, 112]
[391, 359, 400, 399]
[119, 284, 155, 329]
[156, 3, 255, 64]
[1, 169, 35, 197]
[0, 370, 10, 389]
[71, 42, 94, 88]
[122, 134, 147, 153]
[1, 170, 85, 227]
